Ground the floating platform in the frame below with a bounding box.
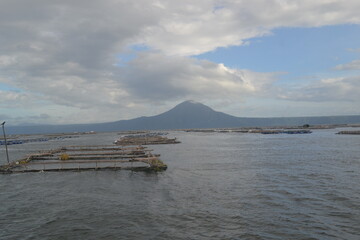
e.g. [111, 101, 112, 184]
[115, 134, 180, 145]
[258, 129, 312, 134]
[0, 135, 77, 146]
[0, 145, 167, 174]
[183, 128, 312, 134]
[336, 131, 360, 135]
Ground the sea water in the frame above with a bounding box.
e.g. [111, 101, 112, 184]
[0, 129, 359, 239]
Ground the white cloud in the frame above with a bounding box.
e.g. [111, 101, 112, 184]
[278, 76, 360, 102]
[347, 48, 360, 53]
[0, 113, 52, 126]
[137, 0, 360, 56]
[121, 52, 279, 102]
[0, 90, 40, 107]
[0, 55, 17, 67]
[1, 0, 360, 123]
[334, 59, 360, 70]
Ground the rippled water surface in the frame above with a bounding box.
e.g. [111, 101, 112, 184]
[1, 129, 360, 239]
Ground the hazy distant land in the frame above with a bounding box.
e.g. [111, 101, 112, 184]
[5, 101, 360, 135]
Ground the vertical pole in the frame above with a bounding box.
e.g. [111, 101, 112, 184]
[1, 122, 10, 164]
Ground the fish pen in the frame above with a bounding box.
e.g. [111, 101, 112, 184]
[258, 129, 312, 134]
[114, 134, 180, 145]
[183, 128, 313, 134]
[0, 145, 167, 174]
[336, 130, 360, 135]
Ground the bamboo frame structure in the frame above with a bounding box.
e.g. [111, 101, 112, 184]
[114, 135, 180, 145]
[336, 131, 360, 135]
[0, 145, 167, 174]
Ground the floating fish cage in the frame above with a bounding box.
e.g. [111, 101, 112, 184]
[259, 129, 312, 134]
[0, 145, 167, 174]
[0, 135, 77, 146]
[114, 135, 180, 145]
[336, 131, 360, 135]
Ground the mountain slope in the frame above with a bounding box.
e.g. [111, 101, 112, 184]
[97, 100, 360, 130]
[124, 100, 242, 129]
[6, 100, 360, 134]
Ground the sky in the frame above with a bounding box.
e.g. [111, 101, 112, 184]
[1, 0, 360, 125]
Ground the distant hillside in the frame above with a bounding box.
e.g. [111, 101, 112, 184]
[6, 100, 360, 134]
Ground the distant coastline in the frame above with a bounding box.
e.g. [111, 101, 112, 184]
[4, 101, 360, 135]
